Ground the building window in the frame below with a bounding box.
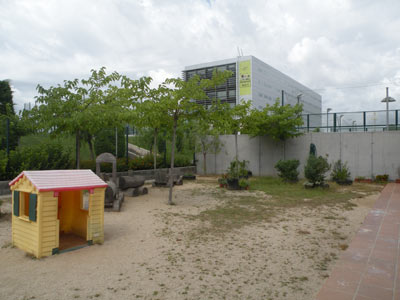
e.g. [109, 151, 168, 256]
[217, 91, 226, 99]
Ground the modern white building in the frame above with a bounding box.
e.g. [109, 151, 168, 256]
[183, 55, 322, 126]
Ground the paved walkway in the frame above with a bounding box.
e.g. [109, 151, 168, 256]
[316, 183, 400, 300]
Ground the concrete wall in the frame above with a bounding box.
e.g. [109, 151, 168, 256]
[197, 132, 400, 180]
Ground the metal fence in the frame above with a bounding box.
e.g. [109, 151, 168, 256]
[299, 109, 400, 133]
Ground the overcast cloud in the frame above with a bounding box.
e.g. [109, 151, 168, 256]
[1, 0, 400, 117]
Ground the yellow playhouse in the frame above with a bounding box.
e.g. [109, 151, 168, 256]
[9, 169, 108, 258]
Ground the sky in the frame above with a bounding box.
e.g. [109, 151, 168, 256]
[1, 0, 400, 118]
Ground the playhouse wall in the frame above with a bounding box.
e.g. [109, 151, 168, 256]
[11, 177, 40, 257]
[11, 213, 39, 257]
[87, 188, 105, 244]
[38, 191, 58, 258]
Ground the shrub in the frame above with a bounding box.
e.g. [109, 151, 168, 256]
[80, 158, 129, 173]
[275, 159, 300, 182]
[0, 150, 7, 178]
[227, 160, 249, 179]
[129, 154, 156, 170]
[375, 174, 389, 182]
[304, 154, 330, 185]
[239, 178, 249, 189]
[4, 140, 73, 180]
[331, 160, 351, 183]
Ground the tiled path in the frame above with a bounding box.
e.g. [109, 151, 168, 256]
[316, 183, 400, 300]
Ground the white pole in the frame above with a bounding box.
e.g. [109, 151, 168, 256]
[386, 87, 389, 131]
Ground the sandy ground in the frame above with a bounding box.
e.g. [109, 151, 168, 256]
[0, 178, 379, 300]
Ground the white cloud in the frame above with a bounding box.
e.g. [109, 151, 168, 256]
[0, 0, 400, 114]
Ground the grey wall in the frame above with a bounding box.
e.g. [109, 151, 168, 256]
[196, 132, 400, 180]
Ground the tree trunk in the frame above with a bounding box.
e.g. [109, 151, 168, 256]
[153, 129, 158, 171]
[87, 134, 95, 162]
[168, 117, 177, 205]
[76, 130, 80, 169]
[283, 140, 286, 160]
[203, 152, 207, 175]
[235, 131, 239, 175]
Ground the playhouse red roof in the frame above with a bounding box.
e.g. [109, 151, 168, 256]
[9, 170, 108, 192]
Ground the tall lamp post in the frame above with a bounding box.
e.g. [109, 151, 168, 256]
[381, 87, 396, 131]
[296, 93, 302, 105]
[339, 114, 344, 132]
[326, 108, 332, 132]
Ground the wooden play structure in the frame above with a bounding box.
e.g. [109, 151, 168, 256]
[9, 170, 107, 258]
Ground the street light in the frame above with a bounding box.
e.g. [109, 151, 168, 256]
[381, 87, 396, 131]
[352, 121, 356, 132]
[327, 108, 332, 132]
[296, 93, 303, 105]
[339, 114, 344, 132]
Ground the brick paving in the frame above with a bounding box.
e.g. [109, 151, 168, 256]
[316, 183, 400, 300]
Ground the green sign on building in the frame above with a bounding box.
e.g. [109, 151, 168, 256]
[239, 60, 251, 96]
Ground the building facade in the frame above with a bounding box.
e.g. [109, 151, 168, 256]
[183, 55, 322, 125]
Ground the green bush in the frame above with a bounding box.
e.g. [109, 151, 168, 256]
[227, 160, 249, 179]
[239, 178, 249, 189]
[275, 159, 300, 182]
[3, 140, 73, 180]
[331, 160, 351, 183]
[80, 158, 129, 173]
[375, 174, 389, 182]
[0, 150, 7, 177]
[304, 154, 330, 184]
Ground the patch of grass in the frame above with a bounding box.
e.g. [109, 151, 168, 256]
[190, 195, 276, 235]
[180, 176, 383, 238]
[250, 177, 382, 208]
[1, 242, 12, 248]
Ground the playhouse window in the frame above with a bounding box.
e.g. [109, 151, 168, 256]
[20, 192, 30, 218]
[16, 192, 37, 222]
[81, 190, 89, 210]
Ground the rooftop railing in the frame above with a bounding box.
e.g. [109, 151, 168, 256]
[299, 109, 400, 132]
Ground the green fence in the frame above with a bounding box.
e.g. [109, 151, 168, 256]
[300, 109, 399, 132]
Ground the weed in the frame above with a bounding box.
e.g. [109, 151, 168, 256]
[1, 241, 12, 248]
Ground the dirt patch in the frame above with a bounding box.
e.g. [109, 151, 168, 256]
[0, 179, 379, 300]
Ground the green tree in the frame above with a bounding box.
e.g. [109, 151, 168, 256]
[0, 80, 22, 151]
[229, 100, 252, 167]
[247, 100, 303, 159]
[134, 85, 170, 170]
[247, 100, 303, 140]
[0, 80, 14, 115]
[161, 75, 216, 205]
[193, 100, 232, 174]
[33, 67, 124, 168]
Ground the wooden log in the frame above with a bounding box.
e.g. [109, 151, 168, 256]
[122, 188, 135, 197]
[119, 176, 145, 190]
[132, 187, 148, 197]
[105, 181, 118, 206]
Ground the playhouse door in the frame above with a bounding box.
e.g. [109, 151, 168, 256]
[57, 191, 88, 250]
